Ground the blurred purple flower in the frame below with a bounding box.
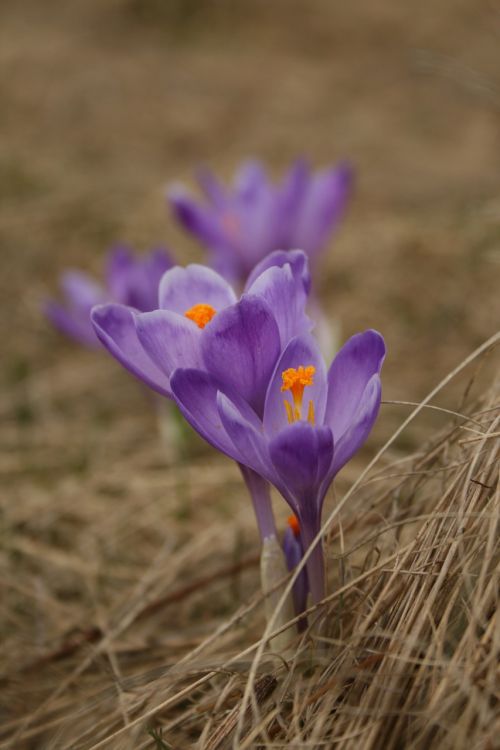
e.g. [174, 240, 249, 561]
[91, 251, 313, 541]
[170, 329, 385, 603]
[45, 245, 173, 348]
[168, 159, 352, 285]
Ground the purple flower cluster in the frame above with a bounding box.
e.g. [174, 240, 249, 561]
[46, 157, 383, 624]
[45, 245, 173, 348]
[169, 159, 352, 285]
[92, 250, 385, 607]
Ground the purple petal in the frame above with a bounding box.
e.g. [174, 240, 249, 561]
[196, 166, 227, 207]
[327, 373, 382, 481]
[147, 247, 174, 271]
[105, 245, 134, 300]
[217, 391, 275, 484]
[325, 329, 385, 441]
[168, 187, 229, 251]
[283, 525, 309, 622]
[263, 334, 327, 438]
[208, 251, 244, 286]
[105, 246, 142, 309]
[127, 248, 173, 312]
[91, 304, 172, 397]
[158, 264, 236, 314]
[45, 300, 99, 348]
[135, 310, 203, 378]
[142, 248, 175, 304]
[291, 163, 353, 256]
[61, 270, 106, 310]
[46, 270, 107, 348]
[283, 524, 302, 569]
[105, 246, 173, 312]
[244, 249, 311, 294]
[170, 367, 260, 462]
[201, 295, 281, 415]
[280, 159, 309, 202]
[236, 190, 284, 272]
[278, 159, 310, 243]
[246, 261, 312, 348]
[269, 422, 333, 510]
[234, 160, 267, 198]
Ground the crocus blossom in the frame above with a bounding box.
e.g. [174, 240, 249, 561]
[170, 329, 385, 604]
[45, 245, 173, 348]
[168, 159, 352, 285]
[91, 248, 384, 611]
[91, 252, 313, 541]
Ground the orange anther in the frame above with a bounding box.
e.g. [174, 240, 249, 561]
[281, 365, 315, 422]
[184, 303, 217, 329]
[281, 365, 315, 394]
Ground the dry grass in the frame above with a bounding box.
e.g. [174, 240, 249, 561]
[1, 338, 498, 749]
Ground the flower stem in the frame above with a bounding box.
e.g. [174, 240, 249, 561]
[260, 535, 295, 651]
[238, 464, 277, 541]
[300, 524, 326, 604]
[239, 465, 294, 650]
[154, 396, 179, 463]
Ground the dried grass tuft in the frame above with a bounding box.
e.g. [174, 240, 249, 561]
[1, 341, 499, 749]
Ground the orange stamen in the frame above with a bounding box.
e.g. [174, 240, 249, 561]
[307, 399, 315, 425]
[281, 365, 315, 422]
[287, 514, 300, 538]
[184, 303, 217, 329]
[284, 400, 294, 424]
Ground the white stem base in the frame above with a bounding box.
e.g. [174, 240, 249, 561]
[260, 535, 295, 653]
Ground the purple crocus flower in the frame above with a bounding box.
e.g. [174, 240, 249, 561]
[45, 245, 173, 348]
[91, 248, 384, 612]
[170, 329, 385, 604]
[168, 159, 352, 285]
[91, 251, 313, 541]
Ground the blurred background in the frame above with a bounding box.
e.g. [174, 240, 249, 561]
[1, 0, 500, 488]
